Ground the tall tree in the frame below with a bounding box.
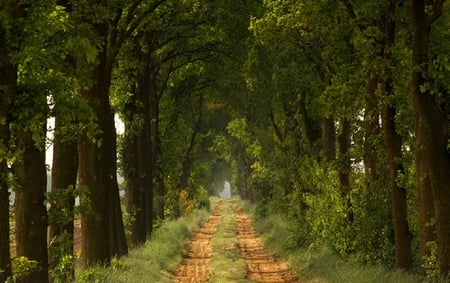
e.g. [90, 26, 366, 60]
[75, 0, 166, 266]
[47, 1, 79, 276]
[48, 114, 78, 273]
[13, 85, 49, 283]
[1, 1, 64, 281]
[410, 0, 450, 277]
[378, 0, 413, 270]
[0, 1, 23, 279]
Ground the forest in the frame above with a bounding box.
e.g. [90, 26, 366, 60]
[0, 0, 449, 282]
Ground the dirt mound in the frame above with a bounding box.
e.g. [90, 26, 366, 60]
[173, 204, 222, 283]
[231, 204, 300, 283]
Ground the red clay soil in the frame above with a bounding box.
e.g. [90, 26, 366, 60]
[231, 203, 300, 283]
[172, 203, 222, 283]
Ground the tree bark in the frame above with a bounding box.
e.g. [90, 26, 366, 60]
[0, 2, 26, 279]
[323, 116, 336, 162]
[338, 117, 352, 222]
[48, 0, 78, 274]
[363, 75, 380, 192]
[0, 156, 11, 283]
[123, 50, 153, 245]
[0, 37, 16, 283]
[123, 96, 147, 247]
[382, 101, 413, 270]
[48, 116, 78, 273]
[107, 113, 128, 258]
[14, 127, 48, 283]
[148, 64, 159, 230]
[380, 1, 412, 270]
[78, 42, 127, 266]
[298, 93, 321, 151]
[78, 47, 111, 266]
[411, 0, 450, 277]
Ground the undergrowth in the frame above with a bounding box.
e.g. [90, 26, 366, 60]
[74, 208, 210, 283]
[236, 200, 423, 283]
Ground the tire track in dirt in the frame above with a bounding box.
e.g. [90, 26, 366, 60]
[231, 203, 300, 283]
[173, 203, 222, 283]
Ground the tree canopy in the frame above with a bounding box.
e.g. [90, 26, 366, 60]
[0, 0, 449, 282]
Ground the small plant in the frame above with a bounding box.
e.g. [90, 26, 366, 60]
[111, 257, 123, 271]
[9, 256, 40, 282]
[179, 189, 195, 216]
[194, 185, 210, 210]
[76, 266, 107, 283]
[50, 254, 75, 283]
[422, 241, 440, 281]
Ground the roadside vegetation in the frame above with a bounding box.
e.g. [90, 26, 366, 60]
[232, 198, 423, 283]
[71, 198, 423, 283]
[72, 208, 210, 283]
[1, 0, 449, 282]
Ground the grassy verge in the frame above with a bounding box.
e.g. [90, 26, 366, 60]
[74, 208, 210, 283]
[235, 199, 422, 283]
[209, 198, 251, 283]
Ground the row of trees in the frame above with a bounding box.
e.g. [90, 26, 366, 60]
[216, 0, 449, 280]
[1, 0, 449, 282]
[0, 0, 257, 282]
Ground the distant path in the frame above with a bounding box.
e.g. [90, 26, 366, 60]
[172, 200, 300, 282]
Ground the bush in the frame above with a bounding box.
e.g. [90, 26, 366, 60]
[8, 256, 40, 282]
[243, 200, 422, 283]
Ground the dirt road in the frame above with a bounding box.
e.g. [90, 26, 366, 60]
[173, 200, 300, 283]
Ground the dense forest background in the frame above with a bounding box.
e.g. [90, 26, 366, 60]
[0, 0, 449, 282]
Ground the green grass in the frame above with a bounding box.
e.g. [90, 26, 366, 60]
[237, 202, 422, 283]
[209, 198, 251, 283]
[74, 208, 210, 283]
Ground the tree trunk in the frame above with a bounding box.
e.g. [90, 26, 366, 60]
[78, 43, 127, 266]
[380, 1, 412, 270]
[14, 128, 48, 283]
[338, 117, 352, 222]
[123, 95, 147, 247]
[363, 75, 380, 192]
[0, 39, 15, 283]
[298, 93, 321, 151]
[78, 51, 111, 267]
[382, 101, 413, 270]
[0, 158, 11, 283]
[107, 113, 127, 258]
[48, 116, 78, 274]
[0, 3, 26, 280]
[123, 51, 153, 245]
[411, 0, 450, 277]
[147, 68, 159, 230]
[48, 0, 78, 273]
[323, 116, 336, 162]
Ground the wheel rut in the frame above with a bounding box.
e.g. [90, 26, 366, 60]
[231, 203, 300, 283]
[173, 200, 300, 282]
[173, 203, 222, 282]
